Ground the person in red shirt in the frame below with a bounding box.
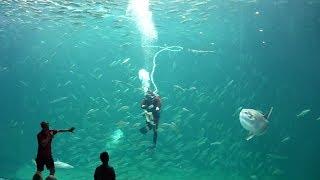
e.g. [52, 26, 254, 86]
[140, 90, 161, 147]
[33, 121, 75, 180]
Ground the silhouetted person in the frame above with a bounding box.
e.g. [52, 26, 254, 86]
[140, 90, 162, 147]
[94, 151, 116, 180]
[33, 121, 75, 180]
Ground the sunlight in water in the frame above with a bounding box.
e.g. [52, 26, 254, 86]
[127, 0, 157, 93]
[127, 0, 158, 42]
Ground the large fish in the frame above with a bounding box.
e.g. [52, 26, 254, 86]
[54, 160, 74, 169]
[32, 160, 74, 169]
[239, 107, 273, 140]
[105, 129, 124, 150]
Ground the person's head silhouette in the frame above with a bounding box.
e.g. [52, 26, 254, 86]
[100, 151, 109, 165]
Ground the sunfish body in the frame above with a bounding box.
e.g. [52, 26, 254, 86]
[54, 160, 74, 169]
[32, 160, 74, 169]
[239, 107, 273, 140]
[106, 129, 124, 150]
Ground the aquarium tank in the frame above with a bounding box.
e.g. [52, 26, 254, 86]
[0, 0, 319, 179]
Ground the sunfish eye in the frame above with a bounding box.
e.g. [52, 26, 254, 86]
[244, 111, 253, 118]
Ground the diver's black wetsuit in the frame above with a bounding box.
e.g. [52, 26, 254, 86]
[141, 94, 161, 146]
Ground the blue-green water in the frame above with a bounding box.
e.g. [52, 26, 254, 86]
[1, 0, 319, 179]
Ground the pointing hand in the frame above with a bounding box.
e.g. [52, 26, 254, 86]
[69, 127, 75, 133]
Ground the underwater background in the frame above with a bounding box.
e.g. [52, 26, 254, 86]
[0, 0, 319, 179]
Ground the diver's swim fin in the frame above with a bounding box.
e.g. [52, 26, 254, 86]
[139, 127, 148, 134]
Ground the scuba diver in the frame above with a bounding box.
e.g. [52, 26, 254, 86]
[140, 90, 161, 147]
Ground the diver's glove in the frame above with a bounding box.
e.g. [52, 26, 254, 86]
[155, 107, 160, 111]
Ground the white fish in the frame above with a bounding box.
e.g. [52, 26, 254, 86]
[297, 109, 311, 117]
[19, 80, 29, 87]
[11, 121, 18, 127]
[63, 80, 71, 86]
[32, 160, 74, 169]
[0, 66, 8, 72]
[118, 106, 129, 111]
[102, 98, 109, 104]
[116, 120, 130, 128]
[87, 108, 99, 115]
[210, 141, 222, 145]
[250, 175, 258, 179]
[71, 94, 78, 100]
[50, 97, 68, 104]
[188, 49, 215, 53]
[193, 1, 207, 6]
[121, 58, 130, 64]
[97, 74, 103, 79]
[54, 160, 74, 169]
[239, 107, 273, 140]
[266, 154, 288, 160]
[182, 107, 190, 112]
[106, 129, 124, 150]
[173, 85, 185, 91]
[111, 129, 124, 143]
[281, 136, 290, 143]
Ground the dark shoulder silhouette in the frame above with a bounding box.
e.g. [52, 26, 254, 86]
[94, 151, 116, 180]
[94, 164, 115, 180]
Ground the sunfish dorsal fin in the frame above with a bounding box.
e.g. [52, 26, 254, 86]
[246, 132, 255, 141]
[266, 107, 273, 119]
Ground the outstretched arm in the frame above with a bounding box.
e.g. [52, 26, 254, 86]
[57, 127, 75, 133]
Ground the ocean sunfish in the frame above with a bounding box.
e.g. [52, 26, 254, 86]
[54, 160, 74, 169]
[239, 107, 273, 140]
[32, 160, 74, 169]
[106, 129, 124, 150]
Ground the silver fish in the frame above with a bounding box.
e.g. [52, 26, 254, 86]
[297, 109, 311, 118]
